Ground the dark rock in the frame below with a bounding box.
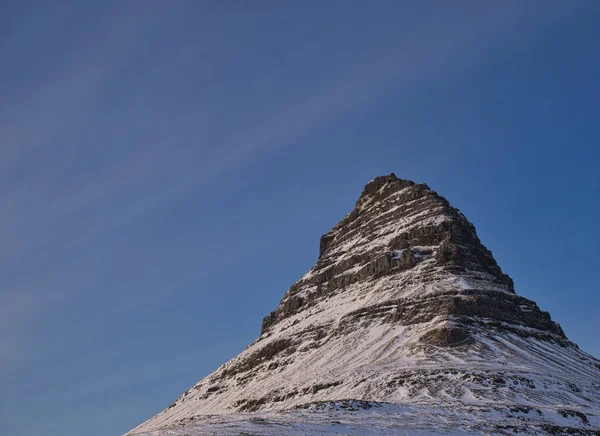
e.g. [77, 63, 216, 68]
[283, 296, 304, 314]
[319, 233, 335, 259]
[558, 409, 590, 425]
[420, 326, 473, 347]
[391, 248, 415, 269]
[437, 238, 461, 264]
[261, 311, 277, 334]
[219, 338, 294, 379]
[355, 173, 414, 207]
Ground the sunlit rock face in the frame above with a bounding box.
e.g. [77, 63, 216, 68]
[127, 174, 600, 436]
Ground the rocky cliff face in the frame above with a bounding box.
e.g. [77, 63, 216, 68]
[127, 174, 600, 435]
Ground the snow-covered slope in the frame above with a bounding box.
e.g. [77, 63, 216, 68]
[127, 174, 600, 435]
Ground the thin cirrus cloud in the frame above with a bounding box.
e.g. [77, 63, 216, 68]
[0, 2, 168, 161]
[0, 0, 587, 379]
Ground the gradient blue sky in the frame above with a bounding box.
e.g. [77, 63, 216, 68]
[1, 1, 599, 435]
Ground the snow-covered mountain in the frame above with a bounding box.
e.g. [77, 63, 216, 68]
[127, 174, 600, 435]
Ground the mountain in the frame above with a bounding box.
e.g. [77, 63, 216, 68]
[126, 174, 600, 435]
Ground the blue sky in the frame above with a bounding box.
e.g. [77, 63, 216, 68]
[0, 1, 599, 435]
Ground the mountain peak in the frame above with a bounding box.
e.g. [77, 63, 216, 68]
[356, 173, 415, 209]
[126, 175, 600, 436]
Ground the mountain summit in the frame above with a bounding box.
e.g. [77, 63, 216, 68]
[127, 174, 600, 435]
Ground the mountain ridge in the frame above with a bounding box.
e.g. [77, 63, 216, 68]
[126, 174, 600, 435]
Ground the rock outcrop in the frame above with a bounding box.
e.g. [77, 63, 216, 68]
[127, 174, 600, 436]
